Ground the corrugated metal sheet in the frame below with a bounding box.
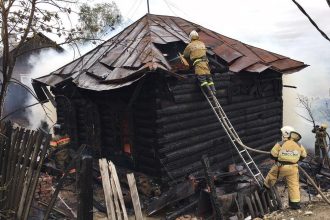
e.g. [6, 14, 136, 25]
[34, 14, 307, 90]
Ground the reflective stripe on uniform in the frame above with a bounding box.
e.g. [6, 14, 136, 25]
[51, 137, 71, 148]
[193, 58, 203, 66]
[50, 141, 58, 147]
[208, 82, 214, 86]
[193, 57, 208, 66]
[57, 137, 70, 146]
[201, 82, 208, 86]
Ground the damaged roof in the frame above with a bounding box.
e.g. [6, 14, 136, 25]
[35, 14, 307, 91]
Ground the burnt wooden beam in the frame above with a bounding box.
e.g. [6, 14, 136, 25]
[157, 96, 280, 116]
[157, 108, 281, 135]
[77, 155, 93, 220]
[158, 116, 281, 145]
[156, 98, 281, 124]
[201, 155, 223, 219]
[146, 181, 195, 216]
[162, 136, 279, 179]
[158, 113, 281, 154]
[165, 200, 199, 220]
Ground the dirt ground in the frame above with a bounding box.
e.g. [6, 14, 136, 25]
[261, 184, 330, 220]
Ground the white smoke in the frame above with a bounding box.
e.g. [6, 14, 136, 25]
[25, 48, 76, 129]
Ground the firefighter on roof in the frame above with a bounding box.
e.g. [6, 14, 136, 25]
[50, 124, 71, 170]
[183, 30, 216, 97]
[264, 126, 307, 210]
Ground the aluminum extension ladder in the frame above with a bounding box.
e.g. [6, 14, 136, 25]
[201, 90, 265, 187]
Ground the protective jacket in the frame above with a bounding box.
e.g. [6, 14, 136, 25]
[265, 139, 307, 203]
[271, 139, 307, 164]
[314, 128, 329, 163]
[183, 39, 210, 75]
[50, 135, 70, 148]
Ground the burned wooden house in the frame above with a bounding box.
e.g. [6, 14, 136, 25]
[33, 14, 307, 183]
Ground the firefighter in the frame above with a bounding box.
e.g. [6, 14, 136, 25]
[183, 30, 216, 96]
[313, 123, 328, 164]
[264, 126, 307, 210]
[50, 124, 71, 170]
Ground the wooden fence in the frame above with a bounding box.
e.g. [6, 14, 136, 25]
[0, 122, 50, 220]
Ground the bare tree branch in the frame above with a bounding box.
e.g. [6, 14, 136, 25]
[297, 94, 316, 127]
[292, 0, 330, 43]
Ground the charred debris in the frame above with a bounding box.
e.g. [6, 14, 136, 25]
[0, 14, 320, 219]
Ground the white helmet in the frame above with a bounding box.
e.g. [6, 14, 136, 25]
[189, 30, 199, 41]
[280, 126, 295, 138]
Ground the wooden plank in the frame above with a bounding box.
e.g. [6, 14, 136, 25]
[17, 131, 43, 219]
[127, 173, 143, 220]
[110, 174, 122, 220]
[99, 159, 116, 220]
[9, 129, 30, 209]
[14, 131, 37, 213]
[108, 161, 128, 220]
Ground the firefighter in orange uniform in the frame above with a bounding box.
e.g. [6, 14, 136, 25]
[183, 30, 216, 96]
[264, 126, 307, 210]
[50, 124, 71, 170]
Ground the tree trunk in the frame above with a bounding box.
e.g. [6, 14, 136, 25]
[0, 80, 9, 118]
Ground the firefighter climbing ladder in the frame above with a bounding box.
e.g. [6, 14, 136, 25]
[201, 91, 265, 187]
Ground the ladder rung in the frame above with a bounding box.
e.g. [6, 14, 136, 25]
[239, 150, 246, 153]
[246, 161, 253, 165]
[254, 173, 261, 177]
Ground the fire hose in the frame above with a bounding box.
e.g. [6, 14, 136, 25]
[215, 102, 330, 206]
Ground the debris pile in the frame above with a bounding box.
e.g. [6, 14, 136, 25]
[34, 174, 53, 203]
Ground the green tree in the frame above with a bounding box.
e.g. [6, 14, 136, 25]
[78, 2, 122, 40]
[0, 0, 122, 118]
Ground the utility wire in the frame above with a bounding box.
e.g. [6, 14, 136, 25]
[164, 0, 190, 19]
[163, 0, 178, 17]
[291, 0, 330, 43]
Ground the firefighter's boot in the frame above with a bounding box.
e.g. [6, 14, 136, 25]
[289, 201, 301, 210]
[201, 84, 213, 97]
[209, 83, 216, 96]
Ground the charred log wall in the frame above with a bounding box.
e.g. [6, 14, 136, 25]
[156, 71, 283, 183]
[132, 76, 160, 176]
[53, 85, 101, 153]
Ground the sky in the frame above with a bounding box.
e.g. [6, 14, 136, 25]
[27, 0, 330, 146]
